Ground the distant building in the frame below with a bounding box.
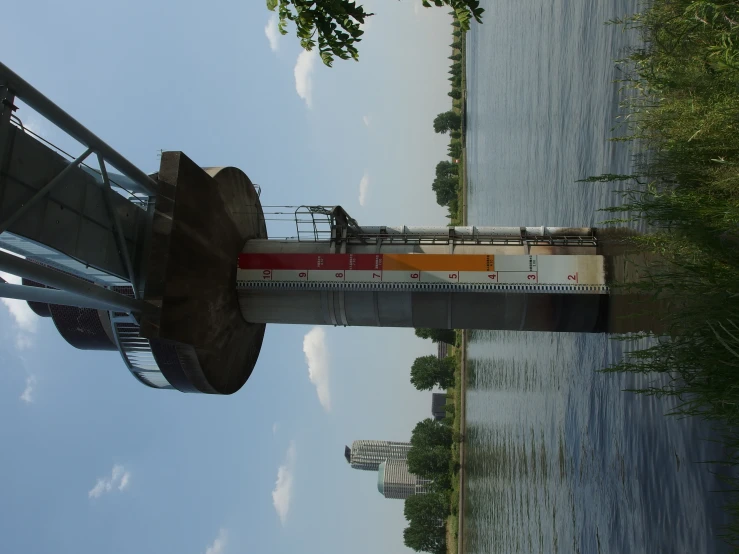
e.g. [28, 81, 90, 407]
[377, 459, 431, 500]
[437, 341, 448, 360]
[432, 393, 448, 421]
[344, 440, 412, 471]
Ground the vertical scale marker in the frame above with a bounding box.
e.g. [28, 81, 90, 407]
[237, 253, 607, 292]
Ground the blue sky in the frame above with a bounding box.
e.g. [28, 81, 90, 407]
[0, 1, 456, 553]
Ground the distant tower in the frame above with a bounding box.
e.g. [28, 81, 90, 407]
[437, 342, 449, 360]
[0, 62, 660, 396]
[431, 393, 447, 421]
[345, 440, 412, 471]
[377, 459, 431, 500]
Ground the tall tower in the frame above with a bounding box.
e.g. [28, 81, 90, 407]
[345, 440, 412, 471]
[0, 62, 655, 395]
[377, 460, 431, 500]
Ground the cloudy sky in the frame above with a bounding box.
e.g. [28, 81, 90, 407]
[0, 1, 456, 553]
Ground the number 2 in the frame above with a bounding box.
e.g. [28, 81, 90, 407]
[567, 274, 577, 281]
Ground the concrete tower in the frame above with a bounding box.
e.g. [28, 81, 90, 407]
[0, 62, 657, 395]
[344, 440, 412, 471]
[377, 459, 431, 500]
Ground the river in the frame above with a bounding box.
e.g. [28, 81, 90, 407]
[463, 0, 735, 552]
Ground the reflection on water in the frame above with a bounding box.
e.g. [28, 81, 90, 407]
[464, 331, 735, 554]
[464, 0, 737, 549]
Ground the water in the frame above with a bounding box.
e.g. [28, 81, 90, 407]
[463, 0, 736, 552]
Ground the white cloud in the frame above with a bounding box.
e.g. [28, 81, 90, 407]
[88, 464, 131, 499]
[358, 171, 370, 207]
[0, 251, 39, 350]
[204, 528, 227, 554]
[302, 327, 331, 411]
[265, 14, 281, 52]
[272, 441, 296, 525]
[294, 49, 318, 108]
[0, 271, 38, 333]
[272, 422, 279, 435]
[19, 375, 37, 403]
[118, 471, 130, 491]
[362, 115, 371, 127]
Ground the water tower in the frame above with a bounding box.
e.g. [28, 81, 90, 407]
[0, 62, 635, 395]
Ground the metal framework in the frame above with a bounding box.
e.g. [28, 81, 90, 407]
[0, 61, 155, 314]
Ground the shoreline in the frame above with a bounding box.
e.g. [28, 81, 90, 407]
[456, 62, 469, 554]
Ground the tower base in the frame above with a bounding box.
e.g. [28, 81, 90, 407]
[139, 152, 267, 394]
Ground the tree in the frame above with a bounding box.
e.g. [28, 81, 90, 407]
[433, 111, 462, 134]
[405, 491, 449, 523]
[403, 492, 449, 553]
[435, 160, 459, 179]
[449, 63, 461, 75]
[411, 418, 453, 450]
[448, 89, 462, 99]
[415, 328, 456, 344]
[448, 53, 462, 61]
[268, 0, 483, 67]
[450, 41, 462, 49]
[407, 443, 451, 478]
[432, 175, 458, 206]
[410, 355, 456, 390]
[403, 522, 446, 554]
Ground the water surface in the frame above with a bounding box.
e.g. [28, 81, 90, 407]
[464, 0, 734, 552]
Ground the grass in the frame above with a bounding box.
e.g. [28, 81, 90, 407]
[591, 0, 739, 542]
[445, 330, 465, 554]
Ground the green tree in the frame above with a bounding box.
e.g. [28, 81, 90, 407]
[433, 111, 462, 134]
[415, 328, 456, 344]
[435, 160, 459, 179]
[403, 492, 449, 553]
[453, 30, 462, 37]
[410, 355, 456, 390]
[450, 41, 462, 49]
[448, 89, 462, 99]
[448, 142, 462, 158]
[450, 63, 461, 75]
[411, 418, 453, 449]
[268, 0, 483, 66]
[407, 443, 451, 478]
[448, 53, 462, 61]
[432, 175, 458, 206]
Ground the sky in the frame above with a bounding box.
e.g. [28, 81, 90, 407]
[0, 1, 457, 553]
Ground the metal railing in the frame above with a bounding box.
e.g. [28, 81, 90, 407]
[0, 61, 156, 312]
[110, 315, 172, 390]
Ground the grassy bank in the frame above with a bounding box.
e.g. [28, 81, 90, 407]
[593, 0, 739, 540]
[445, 329, 464, 554]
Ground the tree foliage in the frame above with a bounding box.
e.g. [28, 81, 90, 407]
[432, 175, 458, 206]
[433, 111, 462, 134]
[403, 492, 448, 554]
[448, 88, 462, 99]
[268, 0, 483, 66]
[407, 443, 451, 478]
[415, 328, 456, 344]
[410, 355, 456, 390]
[436, 160, 459, 179]
[411, 418, 453, 450]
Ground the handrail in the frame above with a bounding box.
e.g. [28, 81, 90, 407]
[0, 61, 158, 196]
